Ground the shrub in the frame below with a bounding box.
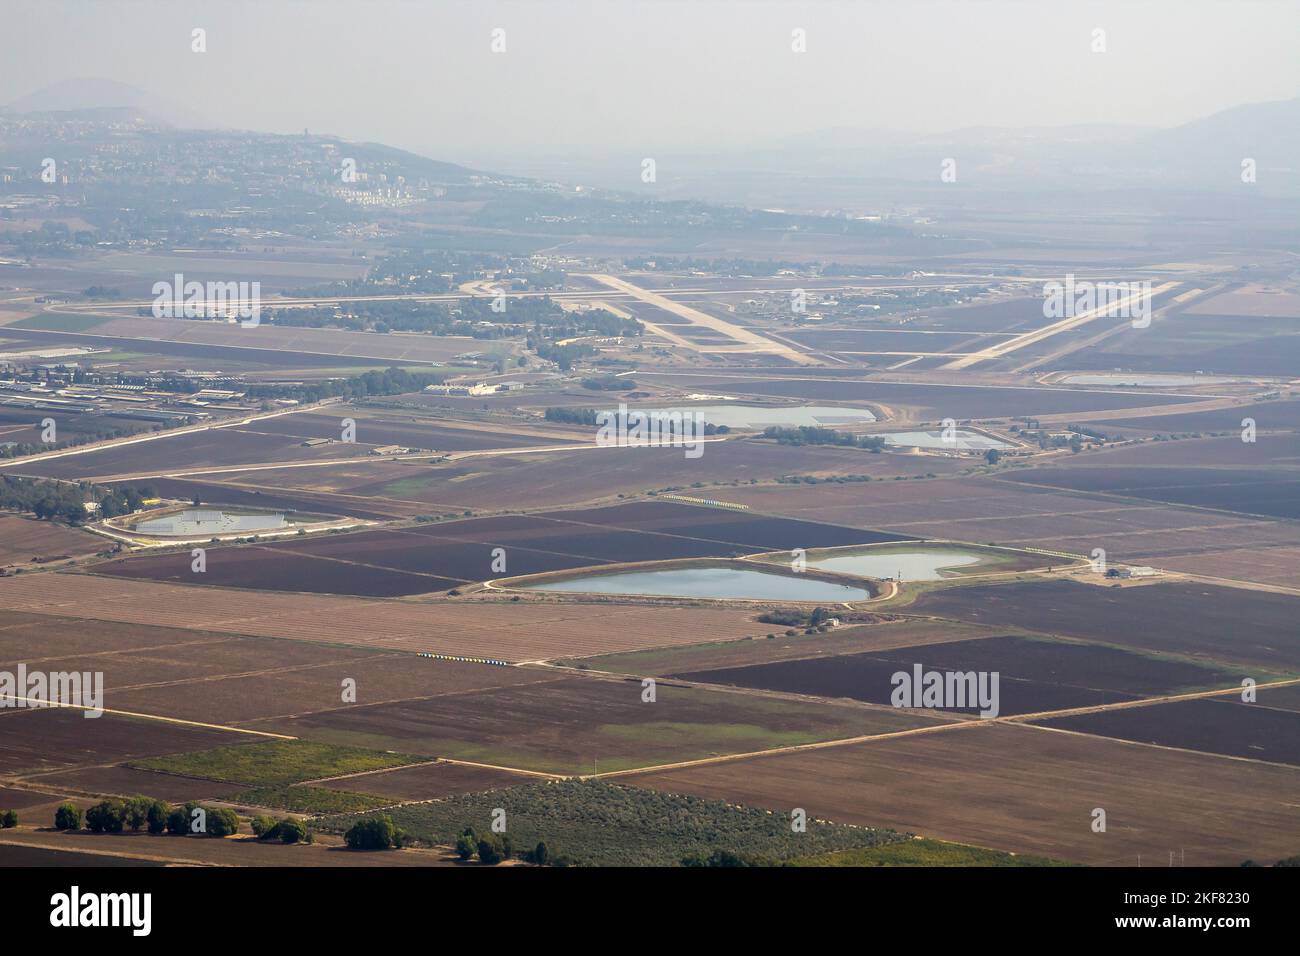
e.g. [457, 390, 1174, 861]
[455, 828, 478, 861]
[1, 809, 17, 829]
[524, 841, 549, 866]
[54, 802, 83, 831]
[122, 796, 154, 831]
[681, 849, 776, 867]
[165, 806, 191, 836]
[476, 837, 503, 865]
[344, 815, 404, 850]
[146, 799, 171, 835]
[85, 799, 127, 833]
[163, 800, 236, 837]
[255, 816, 311, 844]
[274, 818, 311, 844]
[205, 807, 240, 838]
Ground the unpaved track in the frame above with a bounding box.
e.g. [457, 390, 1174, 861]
[0, 697, 296, 739]
[595, 676, 1300, 780]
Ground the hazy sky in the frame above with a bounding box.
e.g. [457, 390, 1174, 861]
[4, 0, 1298, 169]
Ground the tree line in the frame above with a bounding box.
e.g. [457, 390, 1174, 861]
[0, 475, 158, 524]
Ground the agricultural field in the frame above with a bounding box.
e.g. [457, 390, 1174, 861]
[670, 635, 1243, 716]
[105, 476, 423, 520]
[16, 314, 483, 365]
[227, 785, 394, 814]
[327, 761, 535, 802]
[130, 740, 423, 788]
[534, 499, 914, 551]
[0, 709, 256, 777]
[0, 514, 101, 566]
[24, 766, 247, 803]
[789, 840, 1070, 867]
[1152, 545, 1300, 589]
[0, 573, 769, 660]
[1077, 399, 1300, 435]
[0, 406, 158, 446]
[996, 432, 1300, 520]
[0, 825, 453, 867]
[260, 439, 967, 511]
[13, 423, 373, 481]
[904, 296, 1065, 334]
[91, 544, 464, 597]
[0, 607, 571, 727]
[246, 674, 942, 775]
[317, 779, 910, 867]
[0, 326, 437, 373]
[1064, 313, 1300, 378]
[234, 407, 582, 452]
[569, 618, 996, 676]
[1035, 698, 1300, 767]
[707, 473, 1300, 565]
[905, 578, 1300, 671]
[623, 723, 1300, 866]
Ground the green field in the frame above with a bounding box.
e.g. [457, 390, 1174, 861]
[790, 838, 1074, 867]
[229, 784, 394, 815]
[259, 681, 934, 776]
[131, 740, 421, 788]
[12, 312, 112, 332]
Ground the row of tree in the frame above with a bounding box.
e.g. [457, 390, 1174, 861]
[54, 798, 238, 837]
[245, 366, 446, 406]
[762, 426, 886, 450]
[454, 826, 551, 866]
[51, 798, 311, 844]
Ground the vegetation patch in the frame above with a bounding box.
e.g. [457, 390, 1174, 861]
[12, 312, 111, 332]
[316, 779, 907, 866]
[229, 784, 394, 815]
[131, 740, 421, 788]
[789, 838, 1074, 867]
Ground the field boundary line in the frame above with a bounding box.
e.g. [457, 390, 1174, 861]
[984, 470, 1300, 530]
[600, 677, 1300, 780]
[301, 757, 559, 792]
[0, 696, 297, 739]
[424, 756, 560, 779]
[4, 397, 341, 468]
[230, 675, 573, 727]
[1006, 676, 1300, 723]
[594, 716, 992, 780]
[0, 833, 226, 867]
[1014, 720, 1300, 771]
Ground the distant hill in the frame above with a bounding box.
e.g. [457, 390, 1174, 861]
[1, 77, 209, 129]
[757, 97, 1300, 193]
[480, 97, 1299, 210]
[1136, 97, 1300, 187]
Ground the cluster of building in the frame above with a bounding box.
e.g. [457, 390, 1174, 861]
[423, 381, 524, 397]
